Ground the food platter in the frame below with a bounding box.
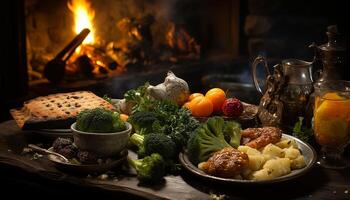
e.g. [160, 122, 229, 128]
[47, 148, 128, 175]
[179, 134, 317, 185]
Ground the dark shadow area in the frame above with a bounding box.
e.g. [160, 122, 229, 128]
[0, 164, 147, 200]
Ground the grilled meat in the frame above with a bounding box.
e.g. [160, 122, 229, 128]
[199, 147, 249, 178]
[241, 127, 282, 149]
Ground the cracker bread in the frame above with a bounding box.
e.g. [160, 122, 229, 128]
[10, 91, 115, 130]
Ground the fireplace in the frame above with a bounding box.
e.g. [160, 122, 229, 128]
[1, 0, 349, 122]
[1, 0, 242, 121]
[24, 0, 241, 85]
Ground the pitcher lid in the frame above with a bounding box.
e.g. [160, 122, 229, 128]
[318, 25, 346, 52]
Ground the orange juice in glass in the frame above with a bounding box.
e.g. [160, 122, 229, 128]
[314, 80, 350, 169]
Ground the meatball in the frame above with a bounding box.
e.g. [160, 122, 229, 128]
[199, 147, 249, 178]
[77, 151, 98, 164]
[58, 145, 78, 159]
[52, 137, 78, 159]
[53, 138, 73, 152]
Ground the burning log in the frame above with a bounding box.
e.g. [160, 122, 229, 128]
[75, 55, 94, 77]
[117, 14, 154, 44]
[67, 42, 125, 78]
[165, 23, 200, 61]
[44, 28, 90, 84]
[106, 15, 156, 68]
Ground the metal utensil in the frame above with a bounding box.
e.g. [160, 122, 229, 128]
[44, 28, 90, 84]
[28, 144, 69, 163]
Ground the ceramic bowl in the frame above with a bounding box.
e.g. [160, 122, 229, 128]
[71, 122, 132, 157]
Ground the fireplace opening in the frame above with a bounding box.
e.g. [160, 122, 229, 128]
[25, 0, 240, 87]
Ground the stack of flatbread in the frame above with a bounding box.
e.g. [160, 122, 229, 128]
[10, 91, 115, 130]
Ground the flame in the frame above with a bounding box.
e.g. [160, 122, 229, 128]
[68, 0, 95, 44]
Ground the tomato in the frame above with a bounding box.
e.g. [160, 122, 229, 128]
[205, 88, 226, 112]
[188, 93, 204, 101]
[189, 96, 213, 117]
[222, 98, 243, 118]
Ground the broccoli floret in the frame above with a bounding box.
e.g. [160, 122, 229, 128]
[129, 133, 177, 159]
[76, 108, 126, 133]
[128, 153, 166, 184]
[128, 111, 159, 134]
[187, 117, 231, 165]
[222, 121, 242, 148]
[164, 159, 182, 175]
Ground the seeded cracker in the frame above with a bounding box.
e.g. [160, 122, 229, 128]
[10, 91, 115, 130]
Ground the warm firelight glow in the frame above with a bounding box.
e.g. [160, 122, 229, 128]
[68, 0, 95, 44]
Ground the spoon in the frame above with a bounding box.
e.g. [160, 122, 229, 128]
[28, 144, 69, 163]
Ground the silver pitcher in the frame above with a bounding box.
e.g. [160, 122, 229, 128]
[252, 56, 314, 130]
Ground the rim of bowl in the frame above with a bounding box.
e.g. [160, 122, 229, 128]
[71, 122, 132, 136]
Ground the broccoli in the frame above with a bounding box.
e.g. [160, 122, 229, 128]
[129, 133, 177, 159]
[187, 117, 232, 165]
[128, 153, 166, 184]
[151, 107, 199, 151]
[76, 108, 126, 133]
[128, 111, 159, 134]
[124, 83, 149, 103]
[222, 121, 242, 148]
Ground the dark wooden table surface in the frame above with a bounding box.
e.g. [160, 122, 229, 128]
[0, 120, 349, 200]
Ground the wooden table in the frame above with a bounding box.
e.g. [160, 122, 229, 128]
[0, 120, 349, 200]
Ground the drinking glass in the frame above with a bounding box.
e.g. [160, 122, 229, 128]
[313, 80, 350, 169]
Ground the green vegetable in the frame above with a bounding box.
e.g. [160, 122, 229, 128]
[103, 94, 113, 104]
[128, 111, 159, 134]
[222, 121, 242, 148]
[124, 83, 149, 104]
[76, 108, 126, 133]
[293, 117, 313, 142]
[129, 133, 177, 159]
[124, 84, 199, 179]
[187, 117, 232, 165]
[128, 153, 166, 184]
[164, 160, 182, 175]
[128, 98, 199, 152]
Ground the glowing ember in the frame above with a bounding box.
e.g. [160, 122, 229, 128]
[68, 0, 95, 44]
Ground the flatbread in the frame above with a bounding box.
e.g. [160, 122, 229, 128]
[10, 91, 115, 130]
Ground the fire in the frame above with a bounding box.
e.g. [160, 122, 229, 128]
[68, 0, 95, 44]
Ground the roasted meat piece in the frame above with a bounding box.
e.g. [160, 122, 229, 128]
[199, 147, 249, 178]
[52, 137, 78, 159]
[241, 127, 282, 149]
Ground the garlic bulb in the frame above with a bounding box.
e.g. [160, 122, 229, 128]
[147, 71, 190, 105]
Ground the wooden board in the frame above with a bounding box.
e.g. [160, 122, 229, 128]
[1, 120, 350, 200]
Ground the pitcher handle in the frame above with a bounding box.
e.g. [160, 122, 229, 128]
[251, 55, 271, 95]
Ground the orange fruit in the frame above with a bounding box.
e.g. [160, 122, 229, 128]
[189, 93, 204, 101]
[189, 96, 213, 117]
[205, 88, 226, 112]
[182, 101, 192, 110]
[120, 114, 129, 122]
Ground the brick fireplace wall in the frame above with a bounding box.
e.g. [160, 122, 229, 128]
[244, 0, 348, 60]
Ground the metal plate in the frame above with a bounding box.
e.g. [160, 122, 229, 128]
[179, 134, 317, 185]
[47, 148, 128, 175]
